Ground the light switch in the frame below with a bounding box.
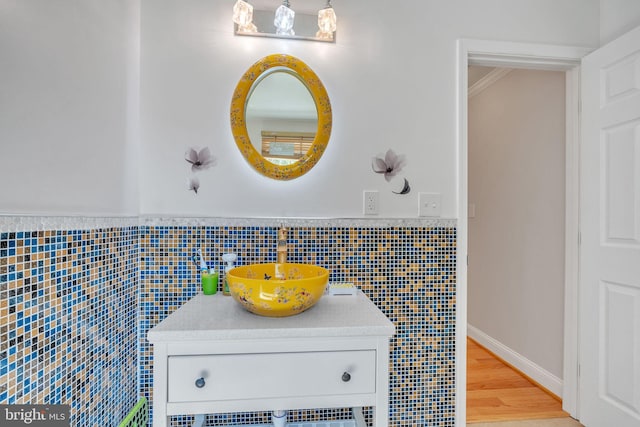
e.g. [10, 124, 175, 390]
[468, 203, 476, 218]
[418, 193, 441, 217]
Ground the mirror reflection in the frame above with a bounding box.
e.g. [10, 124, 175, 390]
[245, 69, 318, 166]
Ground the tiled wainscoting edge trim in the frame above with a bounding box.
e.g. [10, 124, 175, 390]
[1, 216, 457, 231]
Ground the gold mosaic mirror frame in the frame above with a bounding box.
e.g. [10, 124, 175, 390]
[230, 54, 332, 180]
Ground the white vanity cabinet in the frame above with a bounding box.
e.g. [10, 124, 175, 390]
[147, 291, 395, 427]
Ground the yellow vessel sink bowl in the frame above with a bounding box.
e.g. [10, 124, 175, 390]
[226, 263, 329, 317]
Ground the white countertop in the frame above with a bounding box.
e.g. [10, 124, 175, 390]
[147, 290, 395, 342]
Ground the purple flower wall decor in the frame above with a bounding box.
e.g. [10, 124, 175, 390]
[372, 149, 411, 195]
[372, 149, 406, 182]
[184, 146, 216, 195]
[187, 176, 200, 194]
[185, 147, 216, 172]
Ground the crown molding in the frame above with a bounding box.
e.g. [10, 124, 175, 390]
[468, 67, 512, 98]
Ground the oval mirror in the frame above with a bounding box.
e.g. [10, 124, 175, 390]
[230, 54, 332, 180]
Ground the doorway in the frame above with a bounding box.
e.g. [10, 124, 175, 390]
[455, 39, 590, 427]
[466, 66, 567, 423]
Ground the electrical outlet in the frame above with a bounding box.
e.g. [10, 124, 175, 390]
[418, 192, 441, 217]
[363, 191, 379, 215]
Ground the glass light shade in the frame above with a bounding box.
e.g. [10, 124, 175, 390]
[233, 0, 253, 27]
[274, 4, 295, 36]
[317, 7, 337, 34]
[237, 22, 258, 33]
[315, 30, 333, 40]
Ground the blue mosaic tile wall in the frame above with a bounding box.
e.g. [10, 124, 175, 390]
[1, 222, 457, 427]
[139, 226, 457, 427]
[0, 227, 139, 426]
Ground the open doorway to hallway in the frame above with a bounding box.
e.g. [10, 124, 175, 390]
[466, 66, 569, 424]
[467, 337, 568, 423]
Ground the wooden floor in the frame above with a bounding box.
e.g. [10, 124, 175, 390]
[467, 338, 569, 423]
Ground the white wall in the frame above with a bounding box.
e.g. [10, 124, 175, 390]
[468, 69, 566, 378]
[600, 0, 640, 45]
[0, 0, 139, 216]
[0, 0, 599, 217]
[139, 0, 599, 218]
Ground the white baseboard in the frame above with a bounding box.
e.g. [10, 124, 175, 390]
[467, 324, 563, 397]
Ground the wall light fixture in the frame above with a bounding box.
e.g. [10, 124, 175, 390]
[232, 0, 337, 43]
[274, 0, 295, 36]
[316, 0, 337, 40]
[232, 0, 257, 33]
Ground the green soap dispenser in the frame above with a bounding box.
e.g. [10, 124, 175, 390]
[222, 253, 237, 296]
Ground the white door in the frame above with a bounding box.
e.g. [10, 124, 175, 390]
[580, 25, 640, 427]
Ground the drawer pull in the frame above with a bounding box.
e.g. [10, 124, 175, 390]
[195, 377, 206, 388]
[341, 372, 351, 382]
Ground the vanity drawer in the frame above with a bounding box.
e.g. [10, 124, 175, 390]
[167, 350, 376, 403]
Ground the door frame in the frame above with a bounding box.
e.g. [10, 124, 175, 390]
[455, 39, 592, 426]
